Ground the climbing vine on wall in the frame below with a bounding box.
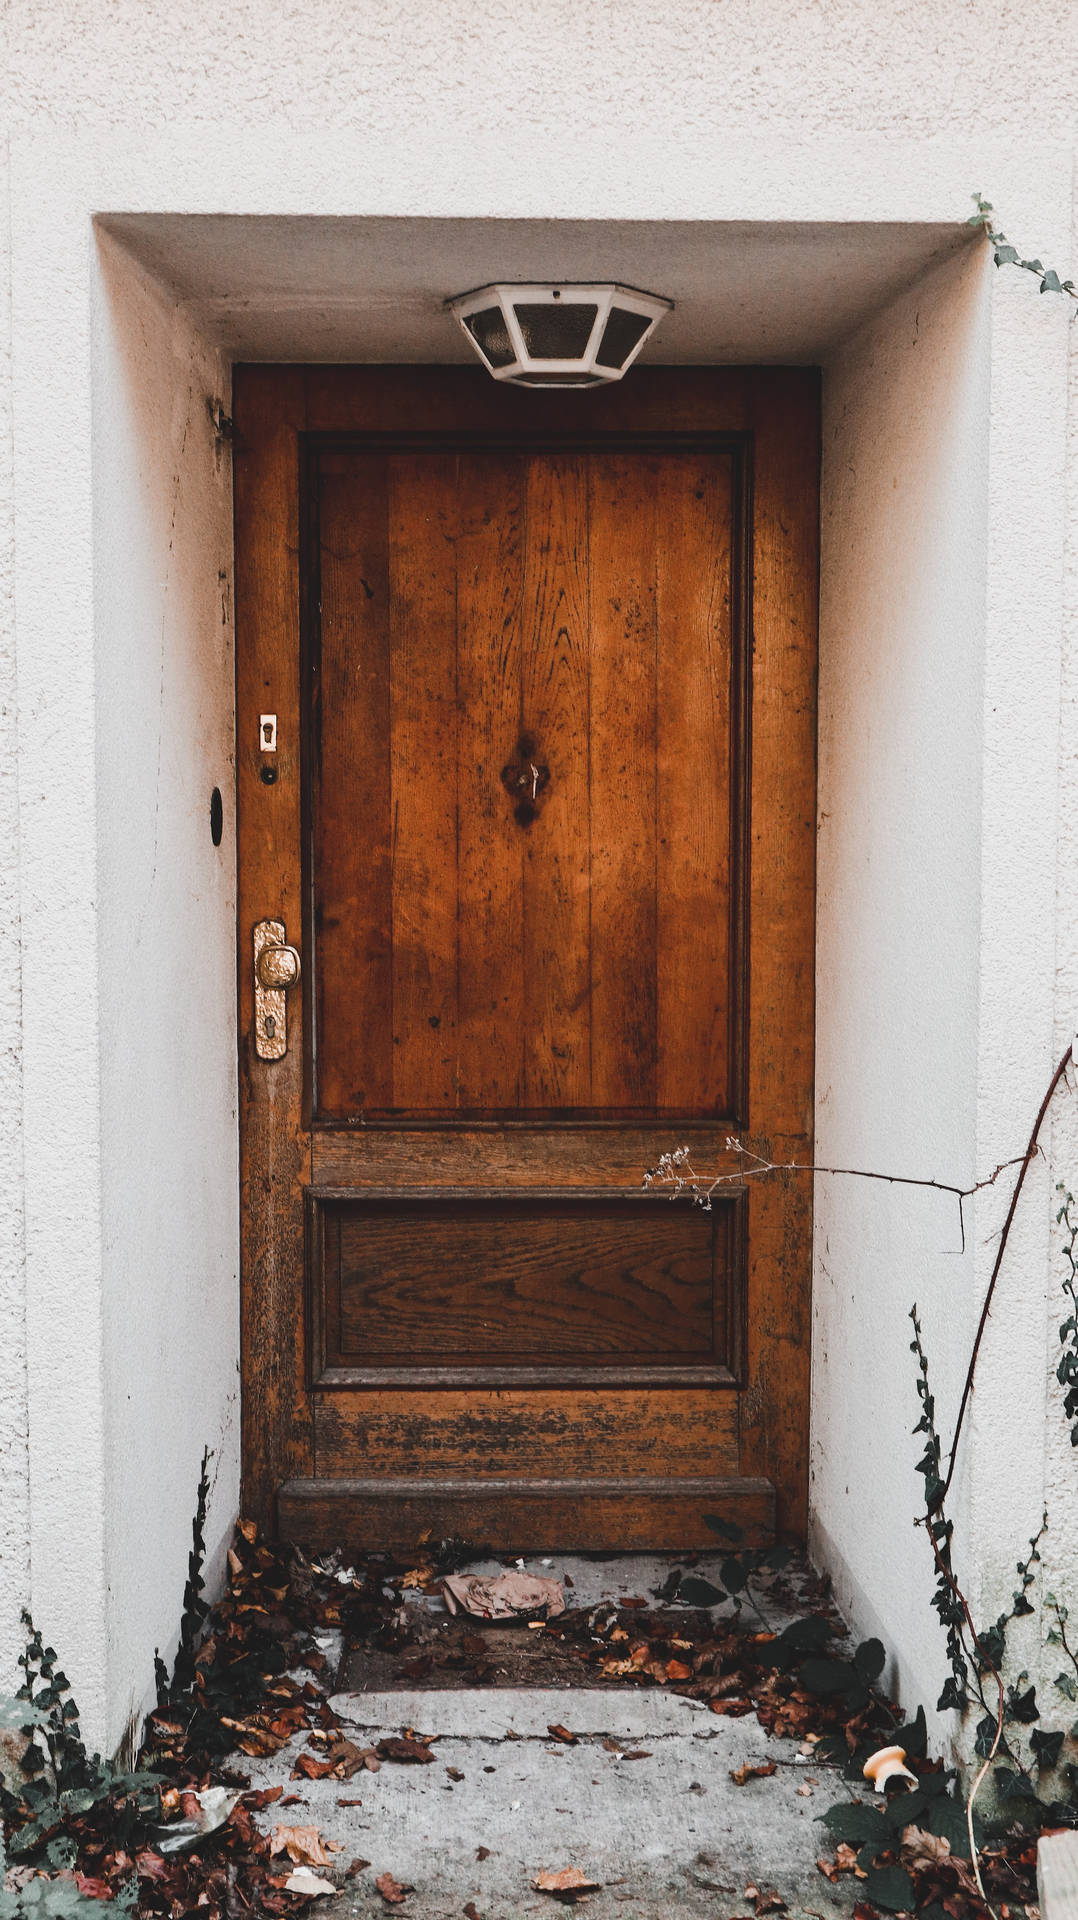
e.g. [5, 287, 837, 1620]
[968, 192, 1078, 302]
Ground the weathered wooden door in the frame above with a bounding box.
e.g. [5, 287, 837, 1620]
[234, 367, 818, 1552]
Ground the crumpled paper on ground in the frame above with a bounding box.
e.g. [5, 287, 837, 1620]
[442, 1570, 565, 1619]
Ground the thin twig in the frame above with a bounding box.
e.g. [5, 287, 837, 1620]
[645, 1144, 1030, 1256]
[937, 1044, 1073, 1508]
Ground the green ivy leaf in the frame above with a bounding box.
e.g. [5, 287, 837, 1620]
[677, 1576, 725, 1609]
[1042, 271, 1063, 293]
[923, 1797, 974, 1857]
[937, 1676, 966, 1713]
[819, 1801, 889, 1846]
[862, 1864, 916, 1911]
[720, 1557, 749, 1595]
[1056, 1672, 1077, 1701]
[854, 1637, 886, 1682]
[1032, 1727, 1065, 1771]
[770, 1615, 833, 1663]
[799, 1657, 858, 1697]
[1009, 1685, 1039, 1724]
[994, 245, 1019, 266]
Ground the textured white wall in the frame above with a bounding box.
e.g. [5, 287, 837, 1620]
[92, 233, 239, 1749]
[812, 241, 991, 1739]
[813, 228, 1075, 1749]
[0, 140, 31, 1701]
[3, 0, 1077, 141]
[0, 0, 1076, 1753]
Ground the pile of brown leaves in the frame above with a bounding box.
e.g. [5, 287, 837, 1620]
[2, 1526, 410, 1915]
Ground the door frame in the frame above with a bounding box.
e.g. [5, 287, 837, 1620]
[233, 365, 819, 1537]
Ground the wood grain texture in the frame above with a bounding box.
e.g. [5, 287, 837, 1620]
[388, 453, 461, 1109]
[277, 1475, 776, 1553]
[455, 454, 526, 1108]
[311, 1125, 740, 1188]
[234, 366, 312, 1526]
[655, 454, 734, 1111]
[312, 453, 393, 1114]
[735, 371, 820, 1536]
[324, 1197, 720, 1363]
[236, 366, 818, 1546]
[313, 1388, 739, 1478]
[306, 441, 739, 1119]
[588, 453, 658, 1107]
[519, 454, 591, 1107]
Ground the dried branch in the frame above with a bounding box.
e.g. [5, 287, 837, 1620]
[647, 1042, 1074, 1507]
[645, 1141, 1030, 1256]
[937, 1044, 1072, 1509]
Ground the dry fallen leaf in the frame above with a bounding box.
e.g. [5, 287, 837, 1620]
[245, 1785, 284, 1810]
[270, 1823, 341, 1868]
[819, 1843, 867, 1882]
[376, 1870, 413, 1904]
[533, 1865, 603, 1901]
[377, 1735, 436, 1764]
[476, 1845, 491, 1861]
[547, 1723, 576, 1745]
[284, 1866, 337, 1897]
[729, 1760, 778, 1786]
[901, 1824, 953, 1871]
[400, 1565, 435, 1590]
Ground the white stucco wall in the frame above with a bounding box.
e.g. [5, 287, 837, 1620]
[91, 233, 239, 1749]
[0, 138, 31, 1697]
[811, 238, 992, 1737]
[0, 0, 1077, 1754]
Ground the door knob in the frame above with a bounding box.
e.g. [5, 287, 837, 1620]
[257, 941, 302, 991]
[253, 919, 301, 1061]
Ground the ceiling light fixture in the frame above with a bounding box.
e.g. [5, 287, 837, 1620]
[448, 282, 672, 388]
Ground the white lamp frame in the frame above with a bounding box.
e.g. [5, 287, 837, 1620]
[448, 282, 673, 387]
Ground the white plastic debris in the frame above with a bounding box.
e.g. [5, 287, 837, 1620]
[863, 1744, 917, 1792]
[155, 1786, 243, 1855]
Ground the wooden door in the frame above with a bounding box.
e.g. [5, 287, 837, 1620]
[234, 367, 818, 1553]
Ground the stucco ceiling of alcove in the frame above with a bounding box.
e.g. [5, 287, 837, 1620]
[98, 214, 970, 364]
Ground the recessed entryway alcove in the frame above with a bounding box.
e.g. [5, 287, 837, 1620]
[86, 208, 987, 1755]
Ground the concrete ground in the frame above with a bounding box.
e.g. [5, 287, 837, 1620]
[243, 1555, 866, 1918]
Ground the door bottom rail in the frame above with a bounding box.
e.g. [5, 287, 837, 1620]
[276, 1473, 776, 1554]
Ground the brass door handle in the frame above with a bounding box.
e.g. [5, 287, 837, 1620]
[253, 920, 301, 1061]
[257, 941, 302, 990]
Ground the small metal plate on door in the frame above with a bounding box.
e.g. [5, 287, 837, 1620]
[254, 918, 289, 1061]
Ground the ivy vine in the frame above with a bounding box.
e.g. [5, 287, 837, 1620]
[968, 192, 1078, 301]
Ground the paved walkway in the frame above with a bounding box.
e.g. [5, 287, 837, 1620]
[242, 1555, 864, 1918]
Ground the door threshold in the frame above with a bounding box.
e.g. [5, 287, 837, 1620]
[277, 1474, 776, 1554]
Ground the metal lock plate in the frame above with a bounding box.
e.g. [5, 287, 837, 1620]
[254, 919, 297, 1061]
